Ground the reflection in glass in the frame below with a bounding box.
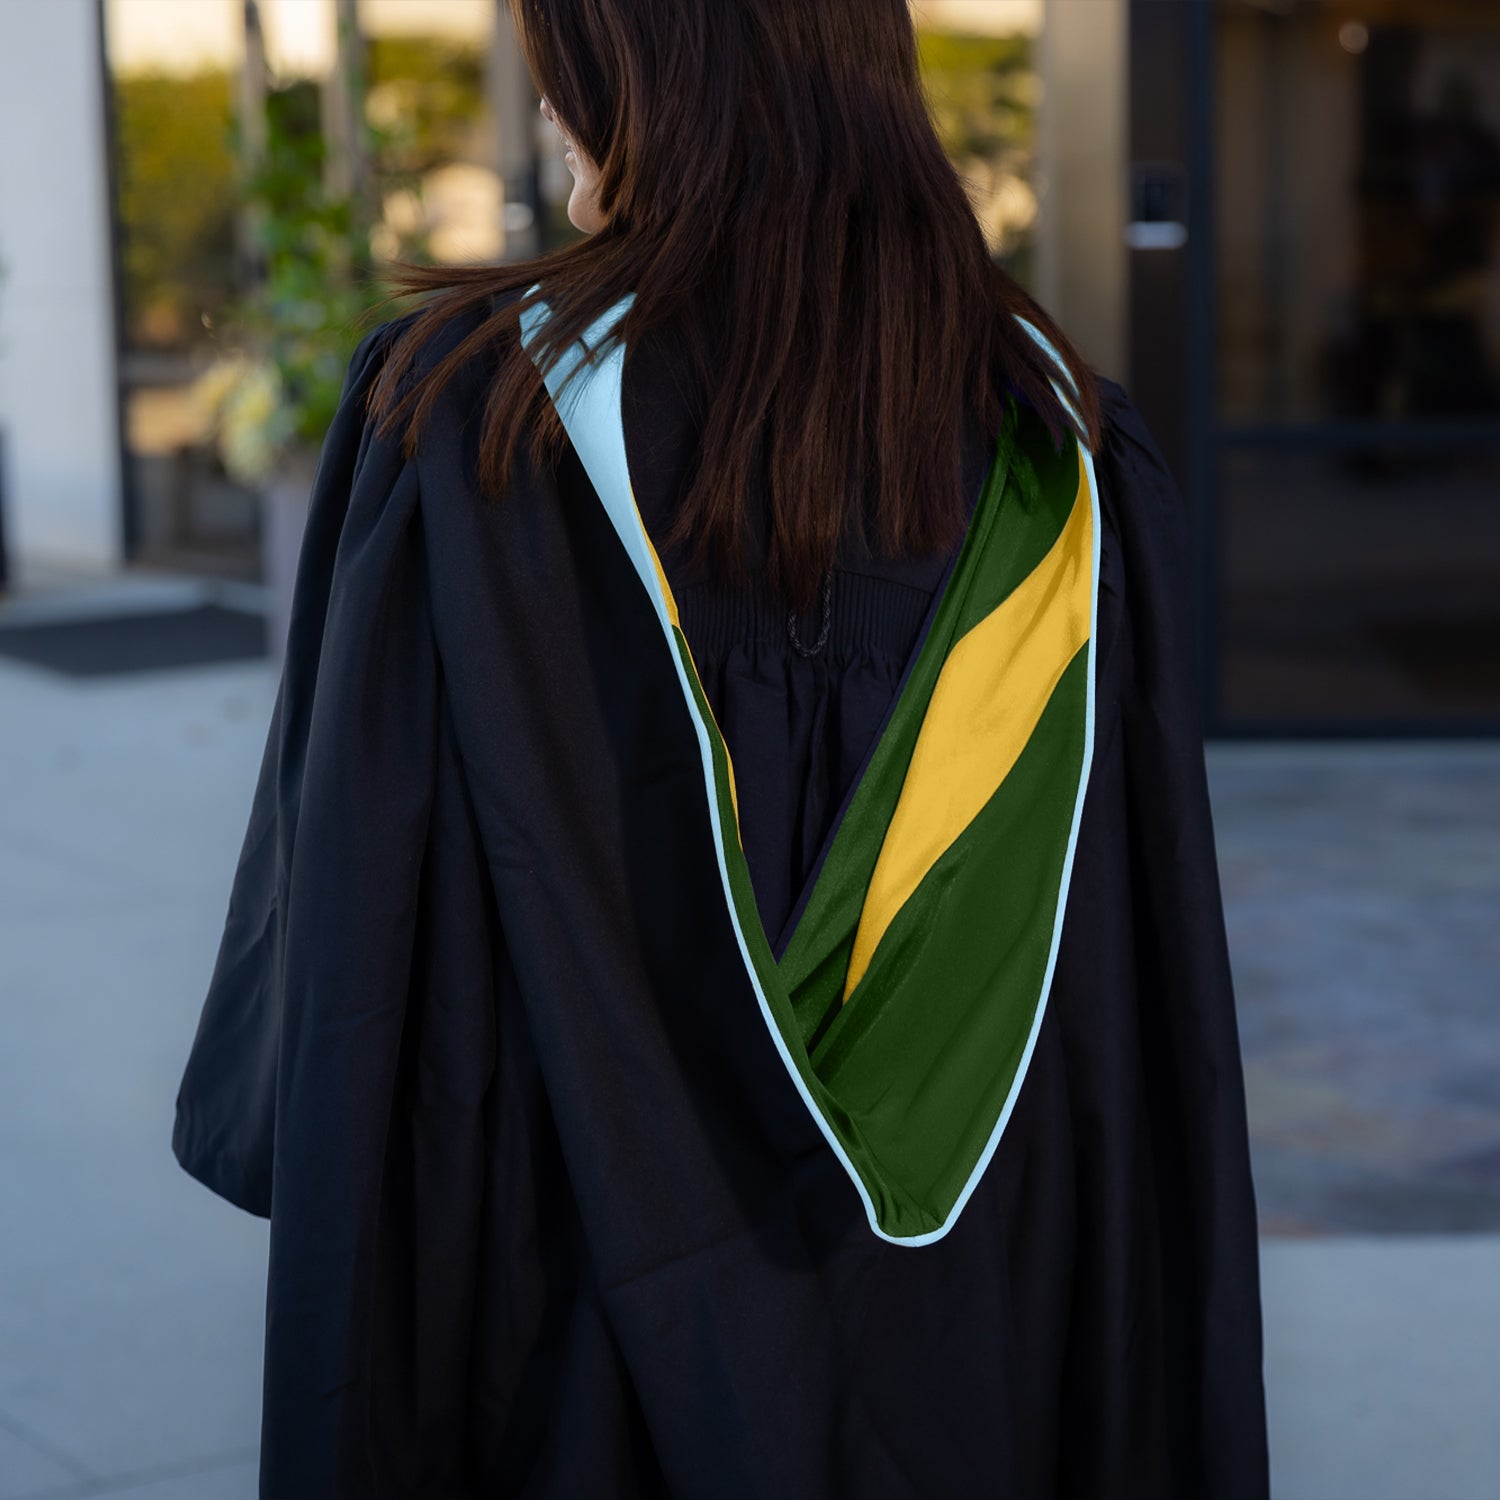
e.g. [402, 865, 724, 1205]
[1221, 444, 1500, 725]
[1217, 1, 1500, 423]
[103, 0, 501, 576]
[1214, 1, 1500, 730]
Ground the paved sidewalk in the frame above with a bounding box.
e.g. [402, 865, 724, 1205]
[1260, 1235, 1500, 1500]
[1209, 742, 1500, 1235]
[0, 652, 271, 1498]
[1, 642, 1497, 1498]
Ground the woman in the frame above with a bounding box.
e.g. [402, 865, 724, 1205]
[172, 1, 1269, 1495]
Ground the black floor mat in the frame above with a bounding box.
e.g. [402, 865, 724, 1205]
[0, 602, 268, 678]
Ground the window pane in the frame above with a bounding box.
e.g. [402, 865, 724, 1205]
[1217, 0, 1500, 424]
[1220, 443, 1500, 726]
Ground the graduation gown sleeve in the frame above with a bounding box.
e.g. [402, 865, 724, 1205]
[173, 309, 513, 1492]
[1106, 380, 1268, 1497]
[1058, 375, 1270, 1496]
[170, 315, 426, 1218]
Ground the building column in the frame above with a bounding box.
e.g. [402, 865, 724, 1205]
[0, 0, 125, 582]
[1035, 0, 1129, 384]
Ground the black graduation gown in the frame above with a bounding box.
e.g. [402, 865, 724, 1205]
[171, 302, 1269, 1500]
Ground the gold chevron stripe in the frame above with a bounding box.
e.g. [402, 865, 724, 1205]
[633, 484, 743, 832]
[629, 484, 682, 631]
[840, 447, 1095, 1002]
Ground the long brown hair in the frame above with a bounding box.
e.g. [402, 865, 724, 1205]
[364, 0, 1105, 614]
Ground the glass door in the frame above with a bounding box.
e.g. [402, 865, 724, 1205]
[1212, 0, 1500, 732]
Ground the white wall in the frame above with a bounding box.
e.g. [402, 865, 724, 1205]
[0, 0, 124, 579]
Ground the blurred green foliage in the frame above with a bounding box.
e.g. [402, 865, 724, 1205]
[111, 35, 487, 357]
[113, 69, 238, 349]
[230, 76, 388, 460]
[915, 26, 1038, 278]
[193, 32, 489, 477]
[210, 60, 435, 474]
[366, 36, 487, 177]
[916, 29, 1034, 159]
